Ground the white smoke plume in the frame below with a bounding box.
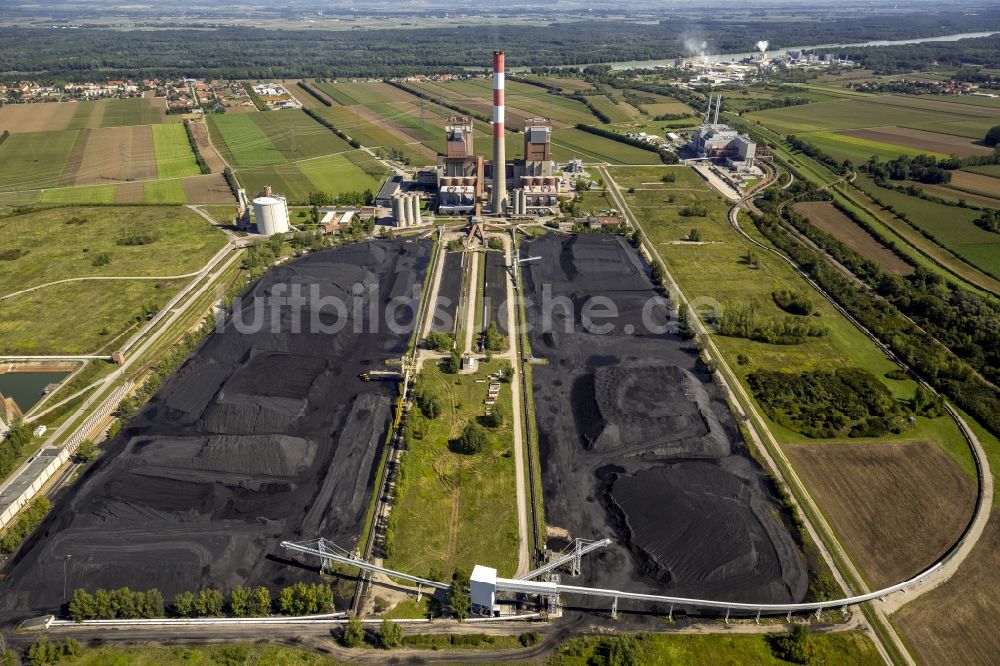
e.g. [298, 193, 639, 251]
[683, 34, 708, 60]
[756, 40, 769, 53]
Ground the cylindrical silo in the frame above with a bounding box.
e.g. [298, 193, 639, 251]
[410, 194, 421, 225]
[392, 195, 404, 226]
[253, 196, 289, 236]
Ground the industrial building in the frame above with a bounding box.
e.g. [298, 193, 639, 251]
[435, 51, 561, 217]
[686, 95, 757, 172]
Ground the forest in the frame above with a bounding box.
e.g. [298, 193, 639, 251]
[829, 34, 1000, 73]
[2, 10, 1000, 82]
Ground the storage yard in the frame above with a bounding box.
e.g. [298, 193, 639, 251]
[521, 234, 808, 610]
[0, 240, 430, 620]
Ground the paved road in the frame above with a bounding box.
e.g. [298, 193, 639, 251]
[0, 273, 205, 303]
[499, 233, 531, 578]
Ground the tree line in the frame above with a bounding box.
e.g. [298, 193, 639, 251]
[68, 582, 333, 621]
[4, 11, 999, 82]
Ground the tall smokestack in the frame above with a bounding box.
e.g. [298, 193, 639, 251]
[492, 50, 507, 215]
[714, 95, 721, 124]
[705, 95, 713, 123]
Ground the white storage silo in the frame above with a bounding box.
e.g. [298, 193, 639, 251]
[253, 196, 290, 236]
[408, 194, 421, 225]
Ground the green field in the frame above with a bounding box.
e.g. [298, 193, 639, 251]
[856, 175, 1000, 278]
[610, 166, 971, 466]
[236, 150, 386, 203]
[97, 97, 169, 127]
[0, 206, 225, 294]
[40, 184, 117, 204]
[143, 178, 188, 204]
[151, 124, 201, 178]
[208, 110, 354, 167]
[550, 632, 881, 666]
[307, 79, 657, 166]
[551, 128, 661, 165]
[0, 206, 226, 354]
[966, 164, 1000, 178]
[312, 106, 405, 149]
[0, 129, 80, 191]
[0, 279, 176, 355]
[586, 94, 642, 123]
[62, 97, 172, 130]
[385, 358, 519, 580]
[747, 95, 1000, 139]
[802, 131, 947, 163]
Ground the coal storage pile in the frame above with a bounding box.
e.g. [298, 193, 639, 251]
[0, 240, 430, 622]
[522, 234, 806, 614]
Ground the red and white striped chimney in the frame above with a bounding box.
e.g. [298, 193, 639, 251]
[492, 50, 507, 214]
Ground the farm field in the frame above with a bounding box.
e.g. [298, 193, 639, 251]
[0, 206, 226, 294]
[915, 182, 1000, 209]
[186, 120, 226, 173]
[624, 88, 693, 116]
[965, 164, 1000, 178]
[0, 101, 78, 133]
[785, 440, 975, 589]
[585, 94, 641, 123]
[802, 130, 947, 164]
[610, 165, 969, 454]
[306, 79, 663, 167]
[0, 129, 80, 190]
[856, 175, 1000, 278]
[97, 97, 171, 127]
[151, 123, 201, 178]
[236, 150, 386, 203]
[945, 170, 1000, 200]
[40, 184, 117, 204]
[841, 126, 994, 158]
[0, 97, 173, 134]
[0, 122, 201, 191]
[207, 110, 354, 167]
[894, 515, 1000, 665]
[28, 174, 234, 205]
[551, 128, 661, 164]
[385, 358, 519, 580]
[747, 95, 1000, 139]
[520, 75, 595, 92]
[65, 125, 158, 185]
[182, 173, 235, 204]
[792, 201, 914, 275]
[143, 178, 188, 204]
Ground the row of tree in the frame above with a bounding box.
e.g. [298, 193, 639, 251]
[0, 420, 31, 484]
[68, 582, 333, 621]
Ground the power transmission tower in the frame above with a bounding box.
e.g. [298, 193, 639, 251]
[419, 100, 425, 126]
[289, 119, 297, 153]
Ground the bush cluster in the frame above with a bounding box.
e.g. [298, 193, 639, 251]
[747, 367, 911, 438]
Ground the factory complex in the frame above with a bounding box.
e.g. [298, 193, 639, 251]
[684, 94, 758, 173]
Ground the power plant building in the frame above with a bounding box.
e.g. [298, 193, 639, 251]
[687, 95, 757, 171]
[437, 116, 482, 216]
[435, 52, 562, 216]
